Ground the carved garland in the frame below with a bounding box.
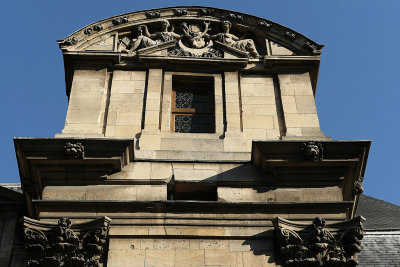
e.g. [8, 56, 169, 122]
[274, 217, 364, 267]
[24, 217, 111, 267]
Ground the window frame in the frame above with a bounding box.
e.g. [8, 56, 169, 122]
[170, 75, 215, 133]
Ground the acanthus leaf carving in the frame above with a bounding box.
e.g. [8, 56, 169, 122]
[64, 142, 85, 159]
[23, 217, 111, 267]
[273, 217, 365, 267]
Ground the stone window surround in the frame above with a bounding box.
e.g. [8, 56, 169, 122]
[160, 72, 224, 138]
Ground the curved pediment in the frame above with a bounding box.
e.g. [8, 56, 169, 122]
[58, 6, 323, 58]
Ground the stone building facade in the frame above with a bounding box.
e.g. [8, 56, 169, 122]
[3, 6, 373, 267]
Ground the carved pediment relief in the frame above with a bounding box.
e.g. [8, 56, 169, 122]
[58, 7, 323, 57]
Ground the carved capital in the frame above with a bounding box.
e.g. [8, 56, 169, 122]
[64, 142, 85, 159]
[273, 216, 365, 266]
[301, 142, 323, 161]
[23, 216, 111, 267]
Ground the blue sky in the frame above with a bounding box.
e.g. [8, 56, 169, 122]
[1, 1, 399, 205]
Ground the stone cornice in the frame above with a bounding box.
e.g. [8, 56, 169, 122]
[58, 6, 323, 56]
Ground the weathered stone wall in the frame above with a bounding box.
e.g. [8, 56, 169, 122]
[105, 70, 147, 138]
[59, 68, 325, 147]
[107, 237, 275, 267]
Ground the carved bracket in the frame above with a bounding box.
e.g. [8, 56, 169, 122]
[84, 24, 103, 35]
[112, 16, 128, 25]
[145, 10, 160, 19]
[23, 216, 111, 267]
[64, 142, 85, 159]
[301, 141, 323, 161]
[273, 216, 365, 266]
[353, 177, 364, 195]
[173, 9, 187, 16]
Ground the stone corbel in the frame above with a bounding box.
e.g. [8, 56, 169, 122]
[23, 216, 111, 267]
[273, 216, 365, 266]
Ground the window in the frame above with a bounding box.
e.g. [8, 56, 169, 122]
[171, 75, 215, 133]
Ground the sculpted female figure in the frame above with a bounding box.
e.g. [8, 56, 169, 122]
[121, 19, 181, 53]
[206, 20, 259, 58]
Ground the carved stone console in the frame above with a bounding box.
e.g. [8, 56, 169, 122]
[23, 216, 111, 267]
[273, 216, 365, 266]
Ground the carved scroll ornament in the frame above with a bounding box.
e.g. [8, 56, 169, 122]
[23, 216, 111, 267]
[273, 217, 364, 267]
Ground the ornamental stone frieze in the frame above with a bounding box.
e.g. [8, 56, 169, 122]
[273, 216, 365, 267]
[58, 7, 324, 56]
[23, 216, 111, 267]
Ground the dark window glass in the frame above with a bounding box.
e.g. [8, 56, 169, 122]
[171, 76, 215, 133]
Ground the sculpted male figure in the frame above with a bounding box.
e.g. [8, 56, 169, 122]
[121, 19, 180, 53]
[206, 20, 259, 58]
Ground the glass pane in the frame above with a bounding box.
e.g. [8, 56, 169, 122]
[174, 115, 213, 133]
[175, 91, 211, 110]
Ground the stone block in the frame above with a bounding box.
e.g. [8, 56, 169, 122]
[295, 95, 317, 113]
[243, 129, 268, 140]
[112, 80, 137, 93]
[200, 240, 229, 249]
[133, 162, 152, 178]
[131, 71, 147, 81]
[205, 249, 239, 266]
[114, 125, 139, 137]
[242, 105, 276, 116]
[150, 162, 173, 179]
[153, 239, 189, 250]
[85, 185, 137, 200]
[113, 70, 131, 81]
[107, 249, 145, 267]
[160, 138, 192, 151]
[141, 239, 154, 250]
[242, 251, 275, 267]
[285, 114, 320, 128]
[66, 109, 102, 124]
[173, 168, 218, 181]
[145, 250, 175, 267]
[69, 91, 105, 110]
[281, 96, 297, 113]
[174, 250, 205, 267]
[117, 112, 142, 126]
[136, 185, 167, 201]
[242, 96, 275, 105]
[224, 137, 251, 152]
[242, 115, 274, 129]
[192, 139, 224, 151]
